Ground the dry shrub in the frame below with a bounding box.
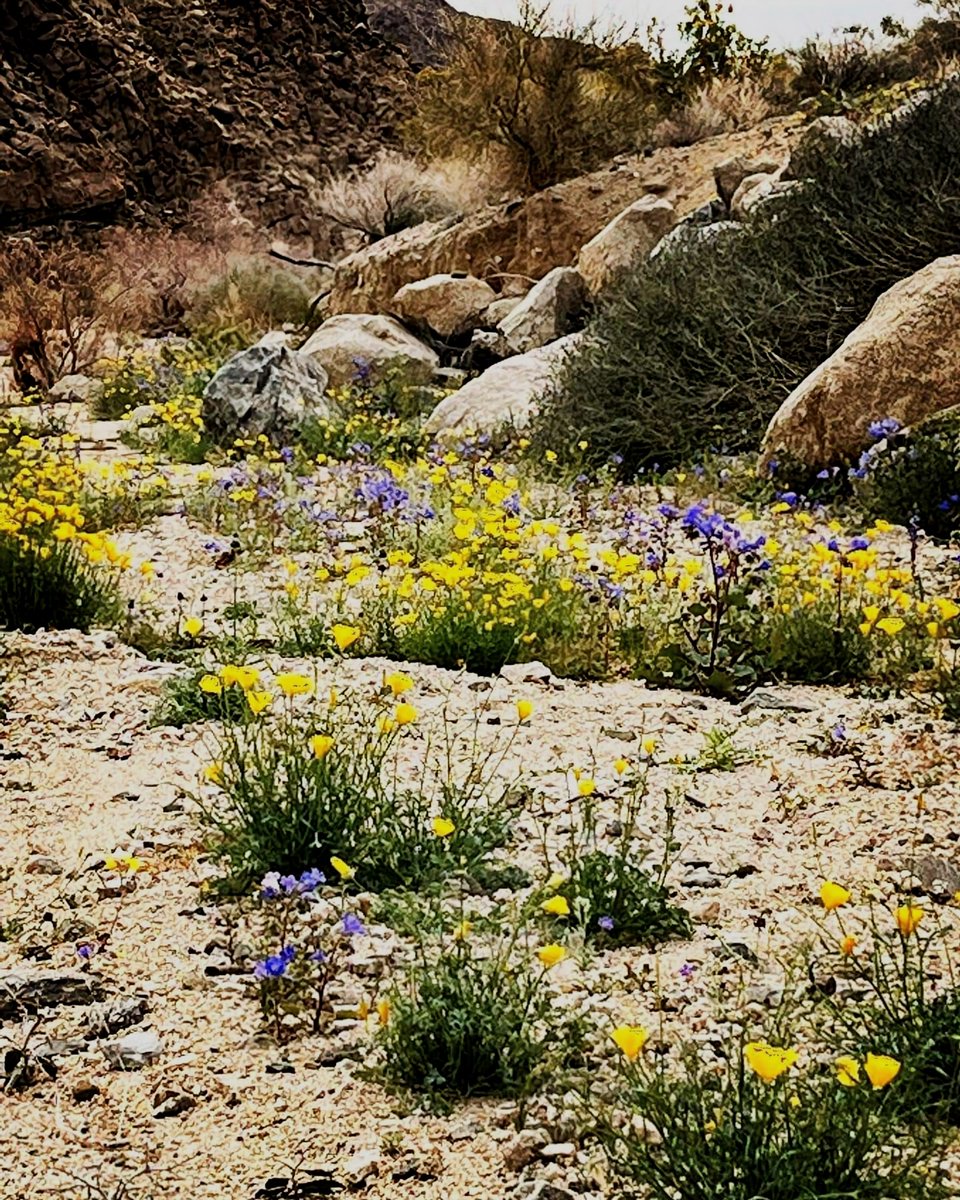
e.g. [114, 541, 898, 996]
[183, 261, 313, 346]
[653, 75, 777, 147]
[313, 150, 496, 243]
[0, 238, 142, 393]
[406, 1, 655, 193]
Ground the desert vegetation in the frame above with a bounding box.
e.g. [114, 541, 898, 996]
[5, 2, 960, 1199]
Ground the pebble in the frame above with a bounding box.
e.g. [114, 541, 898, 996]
[538, 1143, 576, 1160]
[101, 1030, 163, 1070]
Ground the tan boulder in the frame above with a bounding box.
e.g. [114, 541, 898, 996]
[577, 197, 675, 295]
[497, 266, 587, 353]
[392, 273, 497, 338]
[424, 333, 582, 438]
[300, 314, 438, 387]
[760, 256, 960, 470]
[714, 154, 783, 208]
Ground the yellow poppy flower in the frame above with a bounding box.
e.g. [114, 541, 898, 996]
[895, 904, 923, 936]
[840, 935, 857, 956]
[611, 1025, 649, 1061]
[577, 778, 596, 797]
[276, 672, 314, 698]
[181, 615, 203, 638]
[331, 623, 361, 652]
[516, 699, 534, 723]
[864, 1053, 901, 1089]
[395, 702, 417, 726]
[744, 1042, 798, 1083]
[330, 856, 353, 880]
[432, 817, 455, 838]
[199, 674, 222, 695]
[376, 998, 391, 1026]
[542, 895, 570, 917]
[453, 920, 473, 940]
[384, 671, 414, 696]
[835, 1056, 861, 1087]
[537, 943, 567, 968]
[246, 690, 273, 715]
[310, 734, 335, 760]
[820, 881, 851, 911]
[614, 758, 629, 775]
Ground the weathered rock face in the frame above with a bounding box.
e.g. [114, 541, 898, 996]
[392, 274, 498, 338]
[577, 197, 675, 294]
[498, 267, 588, 354]
[202, 344, 332, 445]
[301, 315, 438, 387]
[760, 256, 960, 470]
[424, 333, 581, 438]
[0, 0, 405, 231]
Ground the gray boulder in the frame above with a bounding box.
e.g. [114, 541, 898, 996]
[731, 173, 801, 221]
[301, 314, 439, 387]
[498, 267, 588, 354]
[425, 333, 581, 438]
[202, 343, 332, 445]
[650, 220, 741, 261]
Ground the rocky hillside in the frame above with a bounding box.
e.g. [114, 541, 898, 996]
[364, 0, 460, 65]
[0, 0, 407, 234]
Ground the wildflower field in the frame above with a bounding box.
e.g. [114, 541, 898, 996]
[3, 349, 960, 1200]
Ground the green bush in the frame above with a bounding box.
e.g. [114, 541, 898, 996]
[377, 936, 586, 1105]
[791, 31, 913, 103]
[597, 1035, 945, 1200]
[539, 80, 960, 472]
[855, 409, 960, 540]
[0, 536, 121, 633]
[197, 683, 515, 890]
[150, 669, 252, 728]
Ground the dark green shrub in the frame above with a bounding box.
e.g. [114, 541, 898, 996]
[855, 409, 960, 539]
[0, 537, 121, 633]
[539, 80, 960, 472]
[377, 938, 586, 1105]
[791, 31, 913, 102]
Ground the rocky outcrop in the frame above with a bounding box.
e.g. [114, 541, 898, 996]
[0, 0, 405, 232]
[713, 155, 782, 209]
[202, 344, 332, 445]
[760, 256, 960, 470]
[301, 314, 438, 387]
[498, 267, 588, 354]
[392, 274, 497, 338]
[577, 197, 675, 294]
[424, 333, 581, 438]
[325, 117, 804, 315]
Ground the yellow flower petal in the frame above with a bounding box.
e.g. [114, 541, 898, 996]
[820, 881, 851, 911]
[611, 1025, 648, 1061]
[432, 817, 455, 838]
[864, 1053, 901, 1089]
[537, 943, 566, 968]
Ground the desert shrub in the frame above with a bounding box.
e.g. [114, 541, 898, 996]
[597, 1029, 945, 1200]
[791, 30, 914, 102]
[653, 75, 776, 146]
[648, 0, 771, 103]
[151, 668, 252, 728]
[854, 410, 960, 540]
[540, 79, 960, 471]
[196, 673, 515, 890]
[407, 0, 655, 192]
[377, 933, 587, 1105]
[0, 238, 140, 394]
[542, 760, 690, 948]
[184, 261, 312, 348]
[314, 150, 488, 242]
[0, 536, 122, 633]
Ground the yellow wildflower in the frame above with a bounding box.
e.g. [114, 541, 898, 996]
[611, 1025, 649, 1061]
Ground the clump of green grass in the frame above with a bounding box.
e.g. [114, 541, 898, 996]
[0, 537, 122, 633]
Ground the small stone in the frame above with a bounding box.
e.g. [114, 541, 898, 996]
[0, 970, 105, 1018]
[503, 1128, 544, 1171]
[25, 855, 63, 876]
[512, 1184, 579, 1200]
[83, 997, 148, 1038]
[265, 1060, 295, 1074]
[681, 868, 722, 889]
[499, 661, 553, 685]
[101, 1030, 162, 1070]
[152, 1085, 197, 1119]
[342, 1147, 381, 1183]
[538, 1142, 576, 1160]
[72, 1077, 100, 1102]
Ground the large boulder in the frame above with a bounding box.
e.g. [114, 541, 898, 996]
[300, 314, 438, 387]
[730, 172, 800, 221]
[392, 273, 497, 338]
[577, 197, 675, 295]
[424, 333, 582, 438]
[498, 267, 588, 354]
[202, 344, 332, 445]
[713, 154, 783, 209]
[760, 256, 960, 471]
